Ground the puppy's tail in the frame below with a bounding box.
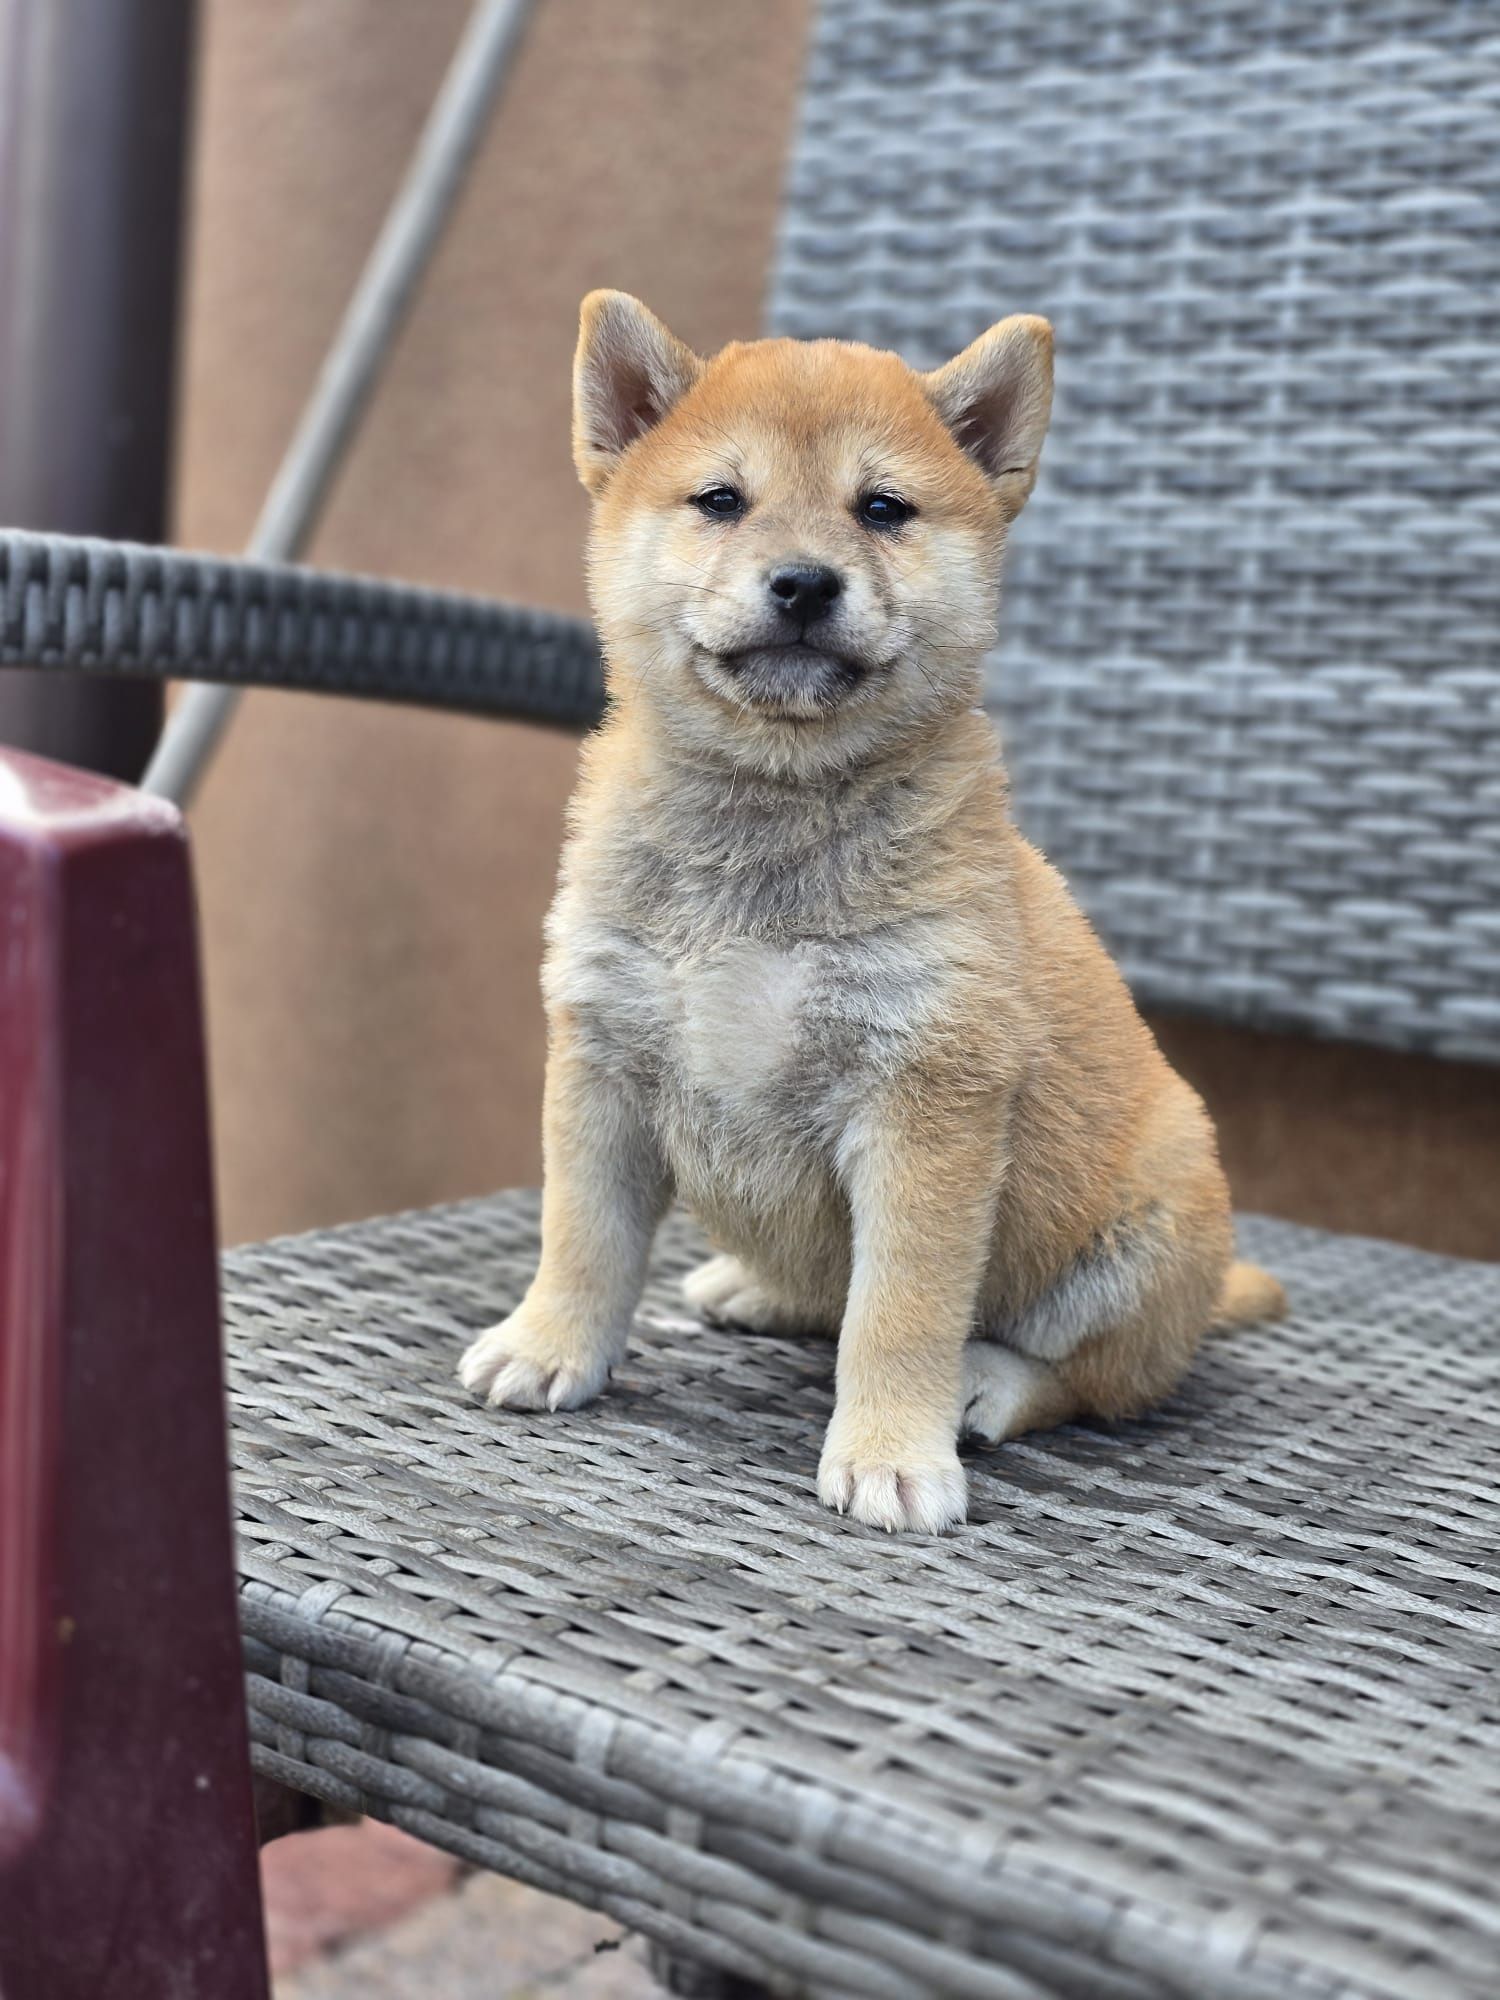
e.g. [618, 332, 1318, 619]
[1212, 1260, 1287, 1329]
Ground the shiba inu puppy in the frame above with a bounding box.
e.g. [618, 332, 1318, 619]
[460, 291, 1284, 1532]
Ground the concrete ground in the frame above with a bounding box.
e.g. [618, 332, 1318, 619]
[265, 1821, 658, 1997]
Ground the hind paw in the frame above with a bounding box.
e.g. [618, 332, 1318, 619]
[681, 1254, 829, 1335]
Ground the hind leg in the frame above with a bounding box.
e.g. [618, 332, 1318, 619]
[978, 1200, 1226, 1434]
[682, 1253, 837, 1336]
[969, 1294, 1207, 1440]
[961, 1305, 1203, 1446]
[960, 1344, 1080, 1443]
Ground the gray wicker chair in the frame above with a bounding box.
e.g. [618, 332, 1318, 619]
[3, 5, 1497, 1997]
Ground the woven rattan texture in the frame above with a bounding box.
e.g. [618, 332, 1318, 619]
[227, 1192, 1500, 2000]
[0, 529, 604, 726]
[768, 2, 1500, 1062]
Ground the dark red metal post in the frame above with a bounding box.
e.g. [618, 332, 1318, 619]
[0, 747, 268, 1997]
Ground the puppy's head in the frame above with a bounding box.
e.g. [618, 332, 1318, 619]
[573, 292, 1052, 774]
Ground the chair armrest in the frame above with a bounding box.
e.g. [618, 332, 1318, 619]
[0, 748, 268, 1996]
[0, 529, 604, 728]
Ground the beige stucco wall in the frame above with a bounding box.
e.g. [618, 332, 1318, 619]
[176, 1, 1498, 1259]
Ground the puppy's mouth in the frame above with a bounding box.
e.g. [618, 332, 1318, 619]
[705, 640, 873, 718]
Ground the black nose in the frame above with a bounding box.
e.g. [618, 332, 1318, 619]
[767, 563, 842, 628]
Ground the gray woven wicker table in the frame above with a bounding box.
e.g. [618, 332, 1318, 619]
[227, 1192, 1500, 2000]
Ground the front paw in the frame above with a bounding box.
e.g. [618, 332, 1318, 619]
[817, 1421, 967, 1534]
[458, 1300, 620, 1412]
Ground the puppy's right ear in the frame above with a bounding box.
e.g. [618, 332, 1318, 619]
[572, 291, 703, 493]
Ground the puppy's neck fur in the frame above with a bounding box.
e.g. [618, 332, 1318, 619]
[574, 696, 1008, 952]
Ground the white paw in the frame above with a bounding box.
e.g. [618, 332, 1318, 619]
[817, 1438, 967, 1534]
[681, 1253, 749, 1317]
[682, 1253, 829, 1335]
[961, 1344, 1053, 1444]
[458, 1305, 617, 1411]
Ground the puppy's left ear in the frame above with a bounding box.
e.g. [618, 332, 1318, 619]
[573, 291, 703, 493]
[924, 315, 1054, 518]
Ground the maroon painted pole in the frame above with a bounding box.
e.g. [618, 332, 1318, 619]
[0, 748, 268, 1997]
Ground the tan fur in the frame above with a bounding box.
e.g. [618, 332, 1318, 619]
[1214, 1260, 1290, 1328]
[460, 291, 1284, 1532]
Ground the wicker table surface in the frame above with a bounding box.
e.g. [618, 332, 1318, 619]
[226, 1193, 1500, 2000]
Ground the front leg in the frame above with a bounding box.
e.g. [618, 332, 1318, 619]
[819, 1098, 1006, 1532]
[460, 1014, 667, 1410]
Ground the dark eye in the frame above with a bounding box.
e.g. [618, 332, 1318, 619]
[694, 485, 745, 518]
[857, 491, 915, 529]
